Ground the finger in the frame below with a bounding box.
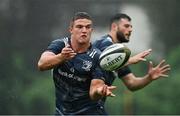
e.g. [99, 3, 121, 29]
[68, 53, 77, 59]
[107, 86, 117, 90]
[62, 51, 75, 57]
[69, 52, 77, 56]
[160, 74, 169, 78]
[106, 91, 116, 97]
[62, 48, 76, 55]
[157, 59, 166, 67]
[160, 64, 170, 70]
[110, 93, 116, 97]
[63, 47, 74, 52]
[139, 58, 147, 61]
[65, 44, 71, 48]
[148, 49, 152, 52]
[62, 49, 72, 54]
[99, 85, 105, 95]
[102, 85, 107, 96]
[161, 68, 171, 74]
[149, 61, 153, 70]
[64, 44, 72, 49]
[107, 86, 116, 97]
[106, 92, 116, 97]
[142, 49, 152, 56]
[143, 49, 151, 55]
[63, 45, 72, 51]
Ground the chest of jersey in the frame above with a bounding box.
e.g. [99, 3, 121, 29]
[53, 53, 94, 84]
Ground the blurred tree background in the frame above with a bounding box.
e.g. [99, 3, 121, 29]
[0, 0, 180, 115]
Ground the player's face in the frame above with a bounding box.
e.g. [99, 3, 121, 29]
[70, 18, 93, 45]
[116, 18, 132, 43]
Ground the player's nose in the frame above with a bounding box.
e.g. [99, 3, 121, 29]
[82, 27, 88, 32]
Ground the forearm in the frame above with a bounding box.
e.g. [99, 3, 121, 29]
[123, 74, 153, 91]
[38, 52, 65, 71]
[131, 75, 153, 91]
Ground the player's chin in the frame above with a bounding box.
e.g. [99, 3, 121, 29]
[125, 36, 130, 42]
[81, 36, 90, 41]
[79, 39, 89, 44]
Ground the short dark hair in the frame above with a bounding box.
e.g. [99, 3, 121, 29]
[110, 13, 131, 25]
[70, 12, 92, 27]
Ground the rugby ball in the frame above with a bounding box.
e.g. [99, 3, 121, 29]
[99, 43, 131, 71]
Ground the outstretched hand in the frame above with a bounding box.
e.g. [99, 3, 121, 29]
[128, 49, 152, 65]
[96, 84, 116, 97]
[148, 59, 171, 80]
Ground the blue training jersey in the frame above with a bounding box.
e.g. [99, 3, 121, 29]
[46, 37, 105, 115]
[93, 34, 132, 85]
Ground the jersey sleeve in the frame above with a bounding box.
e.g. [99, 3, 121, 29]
[117, 66, 131, 78]
[99, 41, 112, 51]
[92, 64, 105, 81]
[46, 39, 65, 54]
[93, 35, 113, 52]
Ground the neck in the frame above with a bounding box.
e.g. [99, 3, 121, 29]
[71, 40, 90, 53]
[108, 31, 120, 43]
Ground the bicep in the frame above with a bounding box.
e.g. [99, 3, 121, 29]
[39, 51, 56, 61]
[42, 51, 56, 57]
[38, 51, 56, 70]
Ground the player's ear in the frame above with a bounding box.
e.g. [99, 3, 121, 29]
[91, 27, 94, 32]
[69, 21, 74, 34]
[111, 23, 118, 31]
[69, 26, 73, 34]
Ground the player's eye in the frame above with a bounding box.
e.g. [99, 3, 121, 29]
[124, 24, 132, 28]
[85, 25, 92, 29]
[76, 25, 83, 29]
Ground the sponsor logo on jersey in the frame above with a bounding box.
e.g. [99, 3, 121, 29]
[58, 69, 86, 82]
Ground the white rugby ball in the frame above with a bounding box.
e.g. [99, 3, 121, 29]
[99, 43, 131, 71]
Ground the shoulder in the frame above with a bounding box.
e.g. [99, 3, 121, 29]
[46, 37, 70, 54]
[93, 35, 113, 51]
[88, 45, 101, 59]
[51, 37, 69, 45]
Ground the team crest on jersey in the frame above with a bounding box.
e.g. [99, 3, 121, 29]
[82, 60, 92, 71]
[70, 67, 74, 73]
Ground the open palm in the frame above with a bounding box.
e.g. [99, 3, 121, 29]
[148, 60, 171, 80]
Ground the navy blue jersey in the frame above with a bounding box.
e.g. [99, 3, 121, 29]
[46, 37, 106, 115]
[93, 34, 132, 85]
